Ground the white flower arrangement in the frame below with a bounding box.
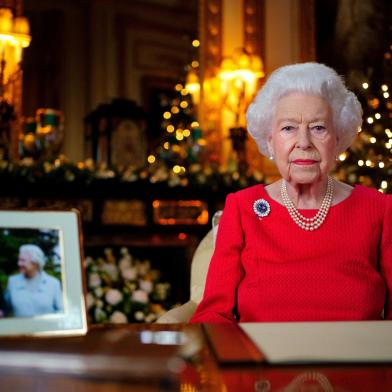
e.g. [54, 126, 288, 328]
[85, 247, 171, 323]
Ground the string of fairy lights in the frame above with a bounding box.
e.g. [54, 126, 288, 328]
[337, 78, 391, 193]
[332, 39, 392, 194]
[146, 39, 205, 176]
[360, 81, 390, 193]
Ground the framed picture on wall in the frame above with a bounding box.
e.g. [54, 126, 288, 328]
[0, 210, 87, 337]
[110, 117, 148, 168]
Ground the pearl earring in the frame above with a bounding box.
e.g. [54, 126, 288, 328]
[269, 155, 274, 160]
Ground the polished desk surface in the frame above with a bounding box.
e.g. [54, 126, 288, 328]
[0, 323, 391, 391]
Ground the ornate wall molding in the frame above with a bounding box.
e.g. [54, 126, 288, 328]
[198, 0, 223, 161]
[299, 0, 316, 62]
[243, 0, 265, 59]
[199, 0, 222, 80]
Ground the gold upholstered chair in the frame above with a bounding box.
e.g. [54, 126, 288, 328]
[156, 211, 222, 323]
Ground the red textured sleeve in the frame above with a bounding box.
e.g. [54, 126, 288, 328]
[190, 193, 244, 323]
[381, 195, 392, 319]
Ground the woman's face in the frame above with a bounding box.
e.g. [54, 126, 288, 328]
[18, 251, 39, 278]
[267, 93, 338, 185]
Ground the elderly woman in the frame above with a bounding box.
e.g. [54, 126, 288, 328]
[191, 62, 392, 323]
[5, 244, 64, 317]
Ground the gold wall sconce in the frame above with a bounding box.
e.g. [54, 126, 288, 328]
[217, 48, 264, 127]
[0, 7, 31, 96]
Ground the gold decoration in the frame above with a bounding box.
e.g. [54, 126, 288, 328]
[368, 97, 380, 109]
[101, 200, 147, 226]
[152, 200, 209, 225]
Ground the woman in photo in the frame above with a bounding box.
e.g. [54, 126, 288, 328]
[5, 244, 64, 317]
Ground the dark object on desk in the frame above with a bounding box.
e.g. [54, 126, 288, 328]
[203, 323, 264, 364]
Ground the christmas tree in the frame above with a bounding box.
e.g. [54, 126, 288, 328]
[146, 39, 209, 185]
[155, 80, 204, 171]
[335, 43, 392, 194]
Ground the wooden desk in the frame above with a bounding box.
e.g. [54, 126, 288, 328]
[0, 324, 392, 391]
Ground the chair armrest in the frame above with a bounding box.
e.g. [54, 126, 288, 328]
[155, 301, 198, 324]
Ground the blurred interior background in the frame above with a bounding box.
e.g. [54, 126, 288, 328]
[0, 0, 390, 323]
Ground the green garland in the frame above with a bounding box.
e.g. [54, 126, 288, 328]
[0, 157, 264, 190]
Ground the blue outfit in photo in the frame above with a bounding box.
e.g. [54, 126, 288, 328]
[5, 271, 64, 317]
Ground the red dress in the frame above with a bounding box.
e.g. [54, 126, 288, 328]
[190, 185, 392, 323]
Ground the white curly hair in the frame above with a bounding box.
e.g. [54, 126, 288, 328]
[19, 244, 46, 270]
[246, 62, 363, 156]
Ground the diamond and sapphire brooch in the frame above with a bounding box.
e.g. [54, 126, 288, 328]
[253, 198, 270, 219]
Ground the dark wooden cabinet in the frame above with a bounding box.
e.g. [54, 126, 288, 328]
[0, 177, 230, 303]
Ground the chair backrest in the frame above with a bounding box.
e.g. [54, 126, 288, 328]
[189, 211, 222, 304]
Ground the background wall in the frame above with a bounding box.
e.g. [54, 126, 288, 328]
[22, 0, 198, 162]
[21, 0, 391, 163]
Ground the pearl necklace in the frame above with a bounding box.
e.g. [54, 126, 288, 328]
[280, 176, 334, 231]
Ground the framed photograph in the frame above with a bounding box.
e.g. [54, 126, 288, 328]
[0, 210, 87, 336]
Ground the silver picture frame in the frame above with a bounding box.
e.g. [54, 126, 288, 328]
[0, 210, 87, 337]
